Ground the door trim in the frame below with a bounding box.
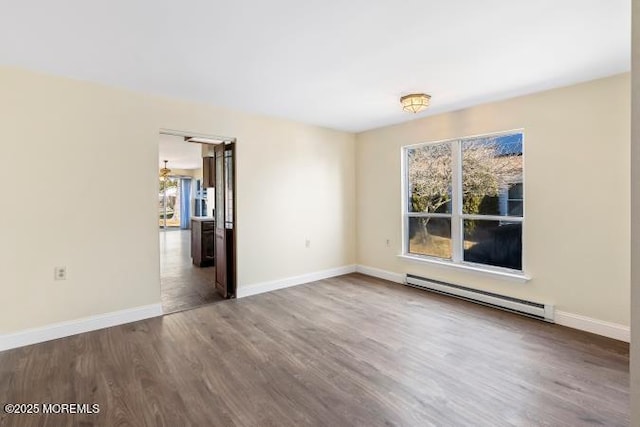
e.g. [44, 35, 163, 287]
[159, 128, 236, 143]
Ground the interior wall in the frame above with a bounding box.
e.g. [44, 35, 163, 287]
[630, 0, 639, 420]
[0, 66, 356, 334]
[356, 73, 630, 326]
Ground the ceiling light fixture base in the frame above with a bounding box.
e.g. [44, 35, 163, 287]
[400, 93, 431, 113]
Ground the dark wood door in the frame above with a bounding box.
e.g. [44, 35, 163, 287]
[213, 143, 236, 298]
[214, 143, 227, 297]
[223, 144, 236, 297]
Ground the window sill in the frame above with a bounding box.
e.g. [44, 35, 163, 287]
[397, 254, 531, 283]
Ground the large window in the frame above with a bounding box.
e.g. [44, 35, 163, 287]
[404, 131, 524, 272]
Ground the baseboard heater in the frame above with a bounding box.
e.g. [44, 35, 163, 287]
[405, 274, 554, 322]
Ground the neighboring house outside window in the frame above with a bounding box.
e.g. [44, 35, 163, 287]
[403, 131, 524, 272]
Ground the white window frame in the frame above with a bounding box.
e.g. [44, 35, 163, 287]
[400, 129, 528, 280]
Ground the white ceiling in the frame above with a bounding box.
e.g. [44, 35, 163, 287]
[0, 0, 630, 132]
[158, 134, 202, 170]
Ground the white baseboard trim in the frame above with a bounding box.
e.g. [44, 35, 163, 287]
[355, 265, 630, 342]
[0, 303, 163, 352]
[237, 265, 357, 298]
[555, 311, 630, 343]
[355, 264, 405, 284]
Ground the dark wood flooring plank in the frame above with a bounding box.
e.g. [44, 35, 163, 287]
[0, 273, 629, 427]
[160, 229, 223, 314]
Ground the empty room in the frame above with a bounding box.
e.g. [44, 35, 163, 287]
[1, 1, 640, 426]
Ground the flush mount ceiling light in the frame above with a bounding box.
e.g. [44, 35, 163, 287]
[400, 93, 431, 113]
[159, 160, 171, 181]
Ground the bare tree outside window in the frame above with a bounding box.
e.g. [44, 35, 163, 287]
[408, 143, 452, 214]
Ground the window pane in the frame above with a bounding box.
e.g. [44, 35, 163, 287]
[408, 217, 452, 259]
[507, 182, 524, 216]
[508, 182, 523, 199]
[463, 220, 522, 270]
[462, 134, 523, 217]
[159, 177, 180, 228]
[225, 150, 233, 228]
[507, 201, 523, 216]
[407, 143, 452, 213]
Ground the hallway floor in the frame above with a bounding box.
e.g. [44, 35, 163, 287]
[160, 229, 223, 313]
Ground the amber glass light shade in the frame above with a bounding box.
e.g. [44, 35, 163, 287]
[400, 93, 431, 113]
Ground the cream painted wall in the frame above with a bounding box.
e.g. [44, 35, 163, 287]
[630, 0, 639, 421]
[0, 66, 356, 333]
[356, 73, 630, 325]
[0, 65, 628, 337]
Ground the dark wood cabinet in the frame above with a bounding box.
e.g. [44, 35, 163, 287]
[202, 156, 215, 189]
[191, 218, 215, 267]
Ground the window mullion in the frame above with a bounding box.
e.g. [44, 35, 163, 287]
[451, 140, 463, 263]
[461, 214, 524, 222]
[407, 212, 452, 218]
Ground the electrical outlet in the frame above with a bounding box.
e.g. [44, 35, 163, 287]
[54, 266, 67, 281]
[305, 238, 311, 248]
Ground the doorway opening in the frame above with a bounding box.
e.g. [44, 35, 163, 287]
[158, 129, 237, 314]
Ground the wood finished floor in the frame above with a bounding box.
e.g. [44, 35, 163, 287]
[160, 229, 223, 314]
[0, 274, 629, 426]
